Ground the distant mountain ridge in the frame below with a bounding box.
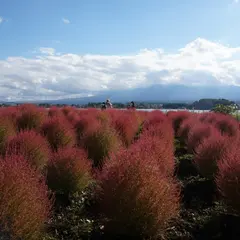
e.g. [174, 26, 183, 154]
[7, 84, 240, 104]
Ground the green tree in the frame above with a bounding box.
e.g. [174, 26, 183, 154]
[211, 104, 238, 115]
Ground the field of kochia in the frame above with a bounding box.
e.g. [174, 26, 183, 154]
[0, 104, 239, 239]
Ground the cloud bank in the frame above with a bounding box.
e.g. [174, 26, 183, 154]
[1, 38, 240, 101]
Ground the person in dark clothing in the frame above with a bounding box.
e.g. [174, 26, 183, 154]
[130, 101, 135, 108]
[101, 102, 107, 110]
[127, 101, 136, 110]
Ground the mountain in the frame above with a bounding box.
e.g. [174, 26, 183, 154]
[9, 84, 240, 104]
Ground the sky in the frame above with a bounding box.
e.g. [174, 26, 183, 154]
[1, 0, 240, 101]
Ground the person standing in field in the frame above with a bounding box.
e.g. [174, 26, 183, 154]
[106, 99, 113, 108]
[127, 101, 136, 110]
[101, 102, 107, 110]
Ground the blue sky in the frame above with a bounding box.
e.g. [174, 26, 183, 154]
[1, 0, 240, 101]
[1, 0, 240, 58]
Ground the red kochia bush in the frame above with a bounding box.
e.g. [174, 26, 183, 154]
[194, 130, 232, 178]
[61, 106, 76, 116]
[216, 145, 240, 213]
[214, 115, 239, 138]
[16, 104, 46, 131]
[143, 110, 167, 128]
[0, 154, 51, 239]
[187, 123, 216, 154]
[177, 115, 198, 142]
[112, 110, 140, 147]
[48, 106, 64, 118]
[130, 133, 175, 177]
[6, 130, 50, 171]
[142, 110, 173, 145]
[47, 147, 92, 196]
[0, 116, 16, 155]
[97, 148, 180, 238]
[40, 116, 75, 151]
[0, 106, 18, 126]
[138, 116, 175, 177]
[74, 115, 100, 147]
[167, 111, 192, 134]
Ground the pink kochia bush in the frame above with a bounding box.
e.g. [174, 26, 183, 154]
[167, 110, 191, 134]
[47, 147, 93, 196]
[131, 133, 175, 177]
[194, 129, 232, 178]
[214, 114, 239, 138]
[177, 115, 199, 142]
[138, 113, 175, 177]
[97, 148, 180, 239]
[187, 123, 216, 154]
[74, 115, 100, 147]
[6, 130, 50, 171]
[0, 154, 52, 240]
[143, 110, 174, 145]
[216, 146, 240, 214]
[40, 116, 76, 151]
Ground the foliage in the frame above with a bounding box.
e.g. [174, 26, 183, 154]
[194, 130, 232, 178]
[16, 104, 46, 131]
[83, 124, 121, 169]
[6, 130, 50, 171]
[74, 115, 100, 147]
[48, 106, 64, 118]
[47, 147, 93, 197]
[0, 116, 16, 155]
[214, 115, 239, 137]
[0, 154, 52, 240]
[41, 116, 75, 151]
[187, 123, 215, 154]
[0, 105, 239, 238]
[167, 111, 191, 134]
[216, 146, 240, 214]
[45, 187, 99, 240]
[97, 148, 180, 239]
[111, 110, 140, 147]
[211, 104, 238, 115]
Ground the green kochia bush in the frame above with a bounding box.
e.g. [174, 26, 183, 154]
[16, 104, 46, 131]
[0, 116, 16, 155]
[83, 123, 121, 169]
[0, 154, 52, 240]
[47, 147, 93, 197]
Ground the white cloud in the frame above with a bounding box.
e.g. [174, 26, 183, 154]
[0, 17, 3, 24]
[1, 38, 240, 101]
[234, 0, 239, 3]
[39, 48, 56, 56]
[62, 18, 70, 24]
